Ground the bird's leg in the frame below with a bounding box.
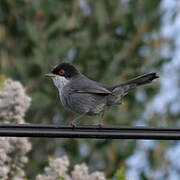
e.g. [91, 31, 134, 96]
[70, 112, 88, 127]
[99, 105, 106, 128]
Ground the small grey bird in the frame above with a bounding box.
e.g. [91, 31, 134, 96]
[45, 62, 159, 126]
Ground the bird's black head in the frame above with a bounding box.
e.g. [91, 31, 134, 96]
[51, 62, 79, 78]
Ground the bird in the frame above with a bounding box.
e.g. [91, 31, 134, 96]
[45, 62, 159, 126]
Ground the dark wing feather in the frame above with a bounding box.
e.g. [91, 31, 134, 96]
[76, 85, 112, 95]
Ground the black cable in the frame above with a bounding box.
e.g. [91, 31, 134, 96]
[0, 124, 180, 140]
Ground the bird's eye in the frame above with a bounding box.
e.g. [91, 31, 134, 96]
[59, 69, 65, 75]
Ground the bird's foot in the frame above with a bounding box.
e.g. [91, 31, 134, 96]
[70, 120, 77, 128]
[70, 112, 88, 128]
[98, 120, 103, 128]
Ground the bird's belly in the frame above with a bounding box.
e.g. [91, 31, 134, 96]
[87, 103, 107, 115]
[60, 90, 107, 115]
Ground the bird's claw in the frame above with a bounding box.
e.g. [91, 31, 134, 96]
[98, 120, 103, 128]
[70, 120, 77, 128]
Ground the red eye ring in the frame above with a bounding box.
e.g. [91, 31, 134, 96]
[59, 69, 65, 75]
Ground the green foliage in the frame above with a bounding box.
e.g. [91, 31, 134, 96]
[0, 75, 5, 84]
[0, 75, 5, 91]
[59, 177, 64, 180]
[115, 167, 126, 180]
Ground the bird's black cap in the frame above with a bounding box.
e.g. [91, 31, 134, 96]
[51, 62, 79, 78]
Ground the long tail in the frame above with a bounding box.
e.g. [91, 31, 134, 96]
[115, 72, 159, 88]
[110, 73, 159, 103]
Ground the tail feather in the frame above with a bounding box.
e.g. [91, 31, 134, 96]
[118, 72, 158, 87]
[109, 73, 159, 103]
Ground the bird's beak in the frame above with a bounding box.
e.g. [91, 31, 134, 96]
[44, 73, 56, 78]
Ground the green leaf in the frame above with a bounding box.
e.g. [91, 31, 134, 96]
[25, 22, 41, 43]
[0, 75, 5, 90]
[115, 167, 126, 180]
[59, 176, 64, 180]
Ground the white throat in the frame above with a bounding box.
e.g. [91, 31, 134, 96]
[51, 76, 70, 90]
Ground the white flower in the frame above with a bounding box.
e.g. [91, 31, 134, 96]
[36, 156, 106, 180]
[0, 79, 32, 180]
[36, 156, 71, 180]
[90, 172, 106, 180]
[0, 166, 9, 179]
[49, 156, 69, 176]
[0, 79, 31, 123]
[72, 163, 89, 180]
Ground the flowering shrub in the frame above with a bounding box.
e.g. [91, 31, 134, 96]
[0, 79, 32, 179]
[0, 79, 31, 123]
[36, 156, 106, 180]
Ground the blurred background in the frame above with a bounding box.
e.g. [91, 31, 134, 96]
[0, 0, 180, 179]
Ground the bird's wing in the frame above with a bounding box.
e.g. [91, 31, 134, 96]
[76, 85, 112, 95]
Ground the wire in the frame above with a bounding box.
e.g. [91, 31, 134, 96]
[0, 124, 180, 140]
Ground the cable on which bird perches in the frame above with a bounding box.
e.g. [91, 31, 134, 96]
[0, 124, 180, 140]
